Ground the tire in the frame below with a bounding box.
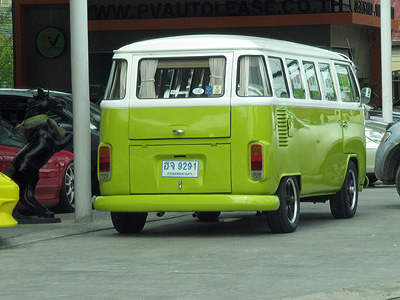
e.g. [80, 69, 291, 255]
[54, 162, 75, 213]
[111, 212, 148, 234]
[91, 166, 100, 196]
[395, 165, 400, 197]
[266, 177, 300, 233]
[197, 212, 221, 222]
[330, 160, 358, 219]
[366, 174, 378, 185]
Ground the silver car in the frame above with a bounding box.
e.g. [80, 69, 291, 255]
[375, 121, 400, 194]
[365, 120, 386, 184]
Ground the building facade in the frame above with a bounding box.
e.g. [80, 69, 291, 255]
[13, 0, 398, 103]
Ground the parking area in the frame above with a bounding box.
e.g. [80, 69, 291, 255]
[1, 184, 400, 300]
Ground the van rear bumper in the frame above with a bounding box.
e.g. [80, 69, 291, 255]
[94, 194, 280, 212]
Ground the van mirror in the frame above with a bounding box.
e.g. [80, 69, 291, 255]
[361, 87, 372, 104]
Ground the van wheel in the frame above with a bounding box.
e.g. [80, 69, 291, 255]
[266, 177, 300, 233]
[330, 161, 358, 219]
[197, 212, 221, 222]
[111, 212, 148, 234]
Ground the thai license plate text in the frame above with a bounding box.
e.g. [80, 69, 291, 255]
[162, 160, 199, 178]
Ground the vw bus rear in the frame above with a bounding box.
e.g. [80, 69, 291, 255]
[94, 35, 367, 234]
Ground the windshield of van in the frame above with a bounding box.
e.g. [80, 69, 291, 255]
[104, 59, 127, 100]
[137, 57, 226, 99]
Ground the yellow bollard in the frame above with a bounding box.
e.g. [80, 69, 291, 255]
[0, 172, 19, 227]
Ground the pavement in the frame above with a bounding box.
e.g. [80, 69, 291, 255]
[2, 203, 400, 299]
[0, 210, 189, 249]
[0, 210, 113, 249]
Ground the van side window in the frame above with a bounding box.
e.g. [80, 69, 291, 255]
[286, 59, 305, 99]
[104, 59, 127, 100]
[334, 64, 360, 102]
[268, 57, 289, 98]
[237, 56, 272, 97]
[303, 61, 321, 100]
[137, 57, 226, 99]
[318, 63, 337, 101]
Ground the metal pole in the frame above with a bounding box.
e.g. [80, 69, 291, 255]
[70, 0, 92, 222]
[381, 0, 393, 123]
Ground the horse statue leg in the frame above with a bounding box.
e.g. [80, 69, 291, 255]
[54, 133, 73, 152]
[25, 172, 55, 218]
[14, 180, 39, 215]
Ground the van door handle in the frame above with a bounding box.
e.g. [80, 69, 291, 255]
[173, 129, 185, 135]
[342, 121, 349, 128]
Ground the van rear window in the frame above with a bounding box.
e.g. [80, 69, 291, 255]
[137, 57, 226, 99]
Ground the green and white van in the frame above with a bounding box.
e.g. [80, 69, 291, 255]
[94, 35, 368, 234]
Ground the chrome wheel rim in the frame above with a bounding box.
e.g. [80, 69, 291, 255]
[285, 178, 298, 224]
[347, 169, 357, 210]
[64, 163, 75, 207]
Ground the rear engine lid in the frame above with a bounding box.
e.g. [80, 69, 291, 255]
[129, 106, 230, 139]
[129, 55, 232, 140]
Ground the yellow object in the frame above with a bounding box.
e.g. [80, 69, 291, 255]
[0, 173, 19, 227]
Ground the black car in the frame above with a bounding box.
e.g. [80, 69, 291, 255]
[0, 88, 101, 195]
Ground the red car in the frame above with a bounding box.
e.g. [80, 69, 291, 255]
[0, 117, 75, 213]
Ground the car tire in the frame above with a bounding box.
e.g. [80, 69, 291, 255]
[266, 176, 300, 233]
[54, 162, 75, 213]
[367, 174, 378, 185]
[91, 166, 100, 196]
[330, 160, 358, 219]
[111, 212, 148, 234]
[395, 165, 400, 197]
[196, 212, 221, 222]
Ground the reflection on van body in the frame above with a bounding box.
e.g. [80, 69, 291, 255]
[94, 35, 367, 234]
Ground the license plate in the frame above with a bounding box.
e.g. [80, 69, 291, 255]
[162, 160, 199, 178]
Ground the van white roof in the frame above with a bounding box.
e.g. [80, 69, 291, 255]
[115, 34, 348, 62]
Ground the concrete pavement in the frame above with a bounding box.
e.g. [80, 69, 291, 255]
[2, 187, 400, 299]
[0, 210, 188, 249]
[0, 210, 112, 249]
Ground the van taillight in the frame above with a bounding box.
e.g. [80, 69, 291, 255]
[99, 145, 111, 181]
[251, 143, 263, 180]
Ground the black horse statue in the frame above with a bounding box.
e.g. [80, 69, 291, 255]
[4, 88, 73, 219]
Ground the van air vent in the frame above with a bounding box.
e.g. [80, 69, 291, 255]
[276, 109, 289, 147]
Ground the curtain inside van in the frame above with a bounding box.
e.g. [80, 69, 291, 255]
[138, 59, 158, 98]
[209, 58, 225, 95]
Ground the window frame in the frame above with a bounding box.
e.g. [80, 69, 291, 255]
[136, 56, 227, 100]
[236, 55, 272, 98]
[334, 63, 361, 103]
[268, 56, 290, 99]
[285, 58, 306, 100]
[104, 59, 128, 100]
[303, 61, 322, 101]
[318, 62, 338, 102]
